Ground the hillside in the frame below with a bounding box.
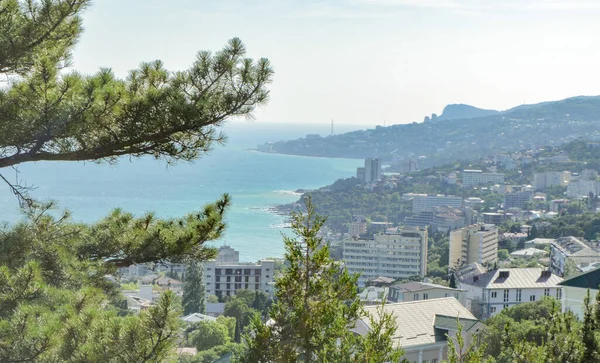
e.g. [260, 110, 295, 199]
[257, 96, 600, 165]
[437, 104, 499, 121]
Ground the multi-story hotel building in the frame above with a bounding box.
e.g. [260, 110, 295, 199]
[449, 224, 499, 270]
[343, 226, 428, 287]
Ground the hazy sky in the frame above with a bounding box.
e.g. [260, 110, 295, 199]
[72, 0, 600, 126]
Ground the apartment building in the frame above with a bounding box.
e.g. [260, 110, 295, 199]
[459, 268, 563, 319]
[533, 171, 570, 191]
[411, 194, 463, 214]
[449, 224, 499, 270]
[461, 170, 504, 188]
[566, 179, 599, 198]
[204, 246, 276, 299]
[504, 190, 533, 210]
[343, 227, 428, 287]
[549, 236, 600, 277]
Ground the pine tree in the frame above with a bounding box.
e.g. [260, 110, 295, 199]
[0, 1, 272, 360]
[581, 289, 599, 362]
[238, 198, 402, 362]
[182, 261, 206, 315]
[449, 271, 457, 288]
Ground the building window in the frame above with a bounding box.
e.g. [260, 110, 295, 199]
[226, 276, 231, 282]
[226, 283, 231, 290]
[225, 269, 232, 275]
[266, 275, 270, 278]
[530, 295, 536, 302]
[215, 283, 220, 289]
[207, 268, 212, 270]
[503, 289, 509, 302]
[516, 289, 522, 302]
[491, 306, 497, 313]
[215, 269, 222, 275]
[235, 276, 242, 282]
[235, 269, 242, 275]
[504, 304, 509, 309]
[423, 293, 429, 300]
[216, 276, 221, 282]
[491, 291, 497, 298]
[255, 284, 259, 290]
[544, 288, 550, 296]
[245, 283, 249, 289]
[255, 269, 261, 275]
[206, 275, 211, 278]
[266, 268, 271, 271]
[413, 293, 419, 300]
[244, 269, 251, 275]
[206, 282, 211, 285]
[557, 288, 562, 300]
[255, 276, 260, 282]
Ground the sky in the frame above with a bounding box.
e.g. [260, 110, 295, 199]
[71, 0, 600, 126]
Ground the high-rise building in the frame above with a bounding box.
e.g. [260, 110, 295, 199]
[364, 158, 381, 183]
[343, 226, 428, 287]
[449, 224, 499, 270]
[204, 246, 276, 300]
[356, 167, 365, 182]
[503, 190, 533, 210]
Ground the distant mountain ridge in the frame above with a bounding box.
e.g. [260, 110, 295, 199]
[256, 95, 600, 165]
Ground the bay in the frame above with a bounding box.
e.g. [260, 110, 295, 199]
[0, 121, 367, 262]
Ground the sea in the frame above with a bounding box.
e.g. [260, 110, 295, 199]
[0, 121, 369, 262]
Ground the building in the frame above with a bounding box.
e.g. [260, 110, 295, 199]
[482, 212, 507, 225]
[461, 170, 504, 188]
[458, 268, 563, 319]
[204, 246, 276, 299]
[358, 286, 389, 305]
[411, 195, 463, 214]
[549, 236, 600, 277]
[533, 171, 569, 191]
[349, 215, 367, 237]
[343, 227, 428, 287]
[550, 199, 570, 213]
[356, 167, 365, 182]
[566, 179, 599, 198]
[558, 267, 600, 319]
[364, 158, 382, 183]
[388, 281, 467, 306]
[449, 224, 499, 270]
[353, 298, 483, 363]
[504, 190, 533, 210]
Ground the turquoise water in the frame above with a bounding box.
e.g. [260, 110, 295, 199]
[0, 122, 366, 262]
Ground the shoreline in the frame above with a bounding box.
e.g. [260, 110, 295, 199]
[244, 148, 365, 161]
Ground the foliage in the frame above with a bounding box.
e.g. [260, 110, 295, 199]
[178, 342, 244, 363]
[224, 296, 259, 343]
[0, 1, 273, 361]
[238, 198, 401, 362]
[182, 261, 206, 315]
[189, 320, 231, 352]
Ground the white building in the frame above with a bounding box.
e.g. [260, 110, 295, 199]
[533, 171, 570, 191]
[343, 227, 428, 287]
[558, 267, 600, 319]
[364, 158, 381, 183]
[549, 236, 600, 277]
[449, 224, 499, 270]
[353, 298, 483, 363]
[388, 281, 467, 306]
[411, 194, 463, 214]
[458, 268, 563, 319]
[349, 215, 367, 237]
[566, 179, 599, 198]
[204, 246, 276, 299]
[461, 170, 504, 188]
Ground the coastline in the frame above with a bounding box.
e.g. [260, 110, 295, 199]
[245, 148, 364, 160]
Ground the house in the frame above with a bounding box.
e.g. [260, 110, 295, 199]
[205, 302, 226, 317]
[510, 248, 548, 259]
[558, 267, 600, 319]
[181, 313, 217, 324]
[388, 282, 467, 306]
[353, 298, 482, 363]
[549, 236, 600, 277]
[358, 286, 389, 305]
[458, 268, 563, 319]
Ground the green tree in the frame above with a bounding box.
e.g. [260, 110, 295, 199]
[238, 198, 401, 362]
[189, 320, 231, 352]
[224, 296, 257, 343]
[0, 1, 272, 361]
[582, 290, 599, 362]
[182, 261, 206, 315]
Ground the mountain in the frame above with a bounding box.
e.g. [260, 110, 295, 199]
[256, 96, 600, 166]
[437, 104, 499, 121]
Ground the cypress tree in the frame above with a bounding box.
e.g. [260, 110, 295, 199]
[182, 261, 206, 315]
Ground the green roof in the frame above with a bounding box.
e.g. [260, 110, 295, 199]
[433, 314, 479, 332]
[558, 267, 600, 289]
